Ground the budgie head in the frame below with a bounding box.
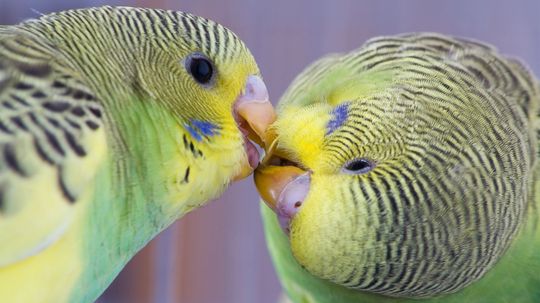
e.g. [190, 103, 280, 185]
[255, 33, 537, 298]
[22, 7, 275, 204]
[117, 8, 275, 180]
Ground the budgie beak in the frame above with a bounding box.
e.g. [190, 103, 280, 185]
[254, 146, 311, 233]
[232, 75, 276, 180]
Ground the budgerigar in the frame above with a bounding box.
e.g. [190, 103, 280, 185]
[255, 33, 540, 302]
[0, 6, 275, 302]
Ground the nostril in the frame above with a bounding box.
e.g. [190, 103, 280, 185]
[243, 75, 269, 102]
[276, 172, 310, 221]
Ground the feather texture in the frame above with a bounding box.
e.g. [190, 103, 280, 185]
[0, 6, 263, 302]
[262, 33, 540, 302]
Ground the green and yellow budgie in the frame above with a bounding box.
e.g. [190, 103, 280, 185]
[0, 6, 275, 302]
[255, 33, 540, 302]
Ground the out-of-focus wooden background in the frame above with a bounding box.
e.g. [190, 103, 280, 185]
[2, 0, 539, 302]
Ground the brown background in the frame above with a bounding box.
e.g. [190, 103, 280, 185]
[2, 0, 539, 302]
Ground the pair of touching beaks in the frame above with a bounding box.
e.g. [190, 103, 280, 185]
[233, 75, 310, 229]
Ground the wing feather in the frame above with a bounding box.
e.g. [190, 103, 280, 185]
[0, 29, 107, 266]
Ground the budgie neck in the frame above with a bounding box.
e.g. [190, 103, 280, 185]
[264, 191, 540, 303]
[70, 104, 187, 302]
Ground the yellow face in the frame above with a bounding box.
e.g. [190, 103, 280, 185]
[267, 93, 416, 288]
[125, 12, 275, 184]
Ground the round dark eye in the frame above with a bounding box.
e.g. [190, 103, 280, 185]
[185, 53, 214, 85]
[343, 158, 375, 174]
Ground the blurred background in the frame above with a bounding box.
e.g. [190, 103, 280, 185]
[1, 0, 539, 302]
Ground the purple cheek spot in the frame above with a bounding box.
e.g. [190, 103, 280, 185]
[326, 102, 350, 135]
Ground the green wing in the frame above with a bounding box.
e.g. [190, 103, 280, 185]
[0, 28, 107, 266]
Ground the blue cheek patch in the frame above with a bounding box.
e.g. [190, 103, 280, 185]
[191, 120, 220, 136]
[185, 120, 220, 142]
[326, 102, 349, 135]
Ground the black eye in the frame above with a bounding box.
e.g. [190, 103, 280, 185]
[343, 158, 375, 174]
[185, 53, 214, 85]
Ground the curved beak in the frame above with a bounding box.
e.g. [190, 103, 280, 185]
[254, 156, 310, 233]
[254, 165, 307, 210]
[252, 111, 310, 232]
[233, 75, 277, 181]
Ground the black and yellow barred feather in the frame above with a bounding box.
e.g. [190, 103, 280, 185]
[278, 33, 540, 298]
